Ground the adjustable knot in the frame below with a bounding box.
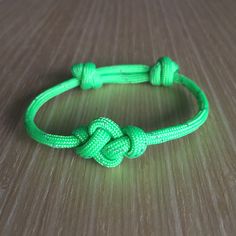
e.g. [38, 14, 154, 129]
[71, 62, 103, 90]
[149, 56, 179, 87]
[72, 117, 148, 167]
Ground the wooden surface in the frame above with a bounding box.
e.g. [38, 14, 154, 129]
[0, 0, 236, 235]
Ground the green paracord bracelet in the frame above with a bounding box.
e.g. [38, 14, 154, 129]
[24, 56, 209, 168]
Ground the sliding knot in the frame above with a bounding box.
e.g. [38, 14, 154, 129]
[72, 117, 148, 167]
[149, 56, 179, 87]
[71, 62, 103, 90]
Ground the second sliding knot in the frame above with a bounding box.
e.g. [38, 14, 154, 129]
[149, 56, 179, 87]
[71, 62, 103, 90]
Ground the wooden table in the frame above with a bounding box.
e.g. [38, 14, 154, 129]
[0, 0, 236, 235]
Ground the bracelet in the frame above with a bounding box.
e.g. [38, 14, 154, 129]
[24, 56, 209, 168]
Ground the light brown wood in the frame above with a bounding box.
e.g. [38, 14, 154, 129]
[0, 0, 236, 235]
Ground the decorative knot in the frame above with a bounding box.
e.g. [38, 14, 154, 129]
[149, 56, 179, 87]
[71, 62, 103, 90]
[72, 117, 147, 167]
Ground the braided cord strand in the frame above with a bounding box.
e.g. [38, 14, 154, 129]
[24, 57, 209, 167]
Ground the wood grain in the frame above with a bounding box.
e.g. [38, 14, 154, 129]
[0, 0, 236, 235]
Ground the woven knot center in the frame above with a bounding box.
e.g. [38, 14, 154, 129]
[72, 117, 147, 167]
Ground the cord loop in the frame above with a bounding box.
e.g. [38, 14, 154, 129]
[122, 126, 147, 159]
[149, 56, 179, 87]
[71, 62, 103, 90]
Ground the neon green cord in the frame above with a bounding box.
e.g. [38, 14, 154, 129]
[24, 57, 209, 168]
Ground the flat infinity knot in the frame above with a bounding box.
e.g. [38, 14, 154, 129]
[149, 56, 179, 86]
[71, 62, 103, 90]
[72, 117, 147, 167]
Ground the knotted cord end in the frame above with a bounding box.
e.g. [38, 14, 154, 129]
[71, 62, 103, 90]
[149, 56, 179, 87]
